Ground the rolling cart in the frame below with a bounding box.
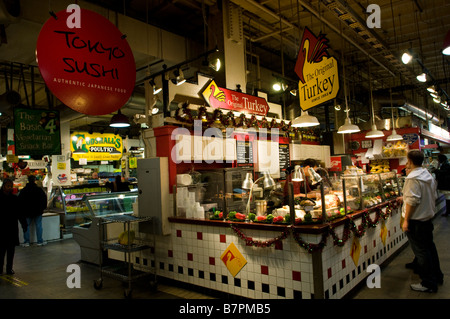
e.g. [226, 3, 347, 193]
[93, 214, 156, 298]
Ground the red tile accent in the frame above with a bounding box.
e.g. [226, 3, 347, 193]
[292, 271, 301, 281]
[176, 229, 182, 237]
[187, 253, 193, 261]
[364, 245, 368, 254]
[388, 230, 391, 237]
[220, 234, 226, 243]
[394, 226, 397, 233]
[261, 265, 269, 275]
[209, 257, 215, 265]
[168, 250, 173, 257]
[275, 240, 283, 250]
[342, 259, 346, 269]
[327, 268, 332, 279]
[197, 232, 203, 240]
[373, 240, 376, 248]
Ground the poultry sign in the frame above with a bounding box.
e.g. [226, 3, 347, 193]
[201, 80, 269, 116]
[294, 27, 340, 111]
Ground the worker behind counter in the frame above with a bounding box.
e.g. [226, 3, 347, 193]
[277, 158, 328, 207]
[106, 175, 130, 193]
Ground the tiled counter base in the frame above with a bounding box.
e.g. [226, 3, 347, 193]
[134, 201, 406, 299]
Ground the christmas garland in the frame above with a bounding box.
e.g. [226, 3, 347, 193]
[230, 224, 289, 248]
[174, 102, 296, 133]
[229, 201, 400, 253]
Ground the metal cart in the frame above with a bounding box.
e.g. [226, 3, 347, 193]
[93, 214, 156, 298]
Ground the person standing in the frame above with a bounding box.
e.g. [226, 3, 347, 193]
[402, 150, 443, 292]
[434, 154, 450, 216]
[0, 179, 27, 274]
[19, 175, 48, 246]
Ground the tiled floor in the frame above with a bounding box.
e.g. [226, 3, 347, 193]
[1, 215, 448, 300]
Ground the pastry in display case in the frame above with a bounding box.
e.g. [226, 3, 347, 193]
[379, 171, 401, 199]
[360, 173, 384, 208]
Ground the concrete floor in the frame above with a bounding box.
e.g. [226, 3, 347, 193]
[1, 215, 449, 300]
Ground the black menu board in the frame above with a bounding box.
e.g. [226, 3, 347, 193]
[236, 140, 253, 167]
[279, 143, 290, 180]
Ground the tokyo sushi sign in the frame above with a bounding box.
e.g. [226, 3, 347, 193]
[36, 5, 135, 115]
[294, 27, 339, 111]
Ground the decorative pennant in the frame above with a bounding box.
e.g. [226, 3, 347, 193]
[380, 221, 388, 246]
[220, 242, 247, 277]
[350, 237, 361, 267]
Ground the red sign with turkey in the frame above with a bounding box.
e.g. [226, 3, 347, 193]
[36, 7, 135, 115]
[201, 80, 269, 116]
[294, 27, 339, 111]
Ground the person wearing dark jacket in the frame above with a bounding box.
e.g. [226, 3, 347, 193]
[434, 154, 450, 216]
[106, 175, 130, 193]
[19, 175, 48, 246]
[0, 179, 27, 274]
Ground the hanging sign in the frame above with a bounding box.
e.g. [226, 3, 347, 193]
[70, 132, 122, 161]
[294, 27, 340, 111]
[202, 80, 269, 116]
[220, 242, 247, 277]
[36, 7, 136, 115]
[13, 108, 61, 156]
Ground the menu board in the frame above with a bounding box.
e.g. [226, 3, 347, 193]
[236, 140, 253, 167]
[278, 143, 290, 180]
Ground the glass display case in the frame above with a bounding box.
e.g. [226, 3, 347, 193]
[49, 184, 109, 229]
[176, 168, 254, 218]
[379, 171, 401, 199]
[75, 191, 139, 228]
[71, 191, 139, 265]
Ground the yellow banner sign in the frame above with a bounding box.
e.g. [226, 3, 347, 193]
[294, 27, 340, 111]
[350, 237, 361, 267]
[220, 242, 247, 277]
[71, 132, 122, 161]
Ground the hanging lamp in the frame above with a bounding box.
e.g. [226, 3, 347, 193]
[291, 110, 320, 127]
[110, 109, 130, 128]
[386, 88, 403, 142]
[337, 32, 360, 134]
[365, 64, 384, 138]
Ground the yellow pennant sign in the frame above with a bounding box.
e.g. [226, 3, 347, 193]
[220, 242, 247, 277]
[350, 237, 361, 267]
[380, 221, 388, 246]
[294, 27, 340, 111]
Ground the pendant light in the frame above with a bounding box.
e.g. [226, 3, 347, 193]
[365, 63, 384, 139]
[110, 109, 130, 128]
[337, 33, 360, 134]
[291, 110, 320, 127]
[443, 30, 450, 55]
[386, 88, 403, 142]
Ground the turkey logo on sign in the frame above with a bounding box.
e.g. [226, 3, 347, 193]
[36, 7, 135, 115]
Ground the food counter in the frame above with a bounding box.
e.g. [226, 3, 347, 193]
[130, 170, 428, 299]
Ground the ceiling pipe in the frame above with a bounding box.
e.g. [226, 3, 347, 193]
[233, 0, 396, 77]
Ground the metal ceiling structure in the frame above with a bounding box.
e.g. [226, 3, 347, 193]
[0, 0, 449, 138]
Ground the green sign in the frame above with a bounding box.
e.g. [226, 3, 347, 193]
[13, 108, 61, 156]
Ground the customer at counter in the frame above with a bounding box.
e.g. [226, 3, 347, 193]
[106, 175, 130, 192]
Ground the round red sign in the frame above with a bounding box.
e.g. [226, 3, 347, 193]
[36, 8, 136, 115]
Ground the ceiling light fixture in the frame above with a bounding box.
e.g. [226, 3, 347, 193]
[427, 85, 437, 93]
[290, 89, 297, 96]
[291, 110, 320, 127]
[386, 88, 403, 142]
[337, 44, 360, 134]
[443, 30, 450, 55]
[150, 80, 162, 95]
[401, 51, 413, 64]
[171, 69, 186, 86]
[110, 109, 130, 128]
[209, 58, 221, 71]
[416, 72, 427, 82]
[365, 63, 384, 139]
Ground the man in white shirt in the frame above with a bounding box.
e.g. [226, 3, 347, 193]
[402, 150, 443, 292]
